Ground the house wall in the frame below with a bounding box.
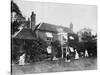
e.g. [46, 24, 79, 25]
[35, 29, 78, 47]
[36, 30, 59, 42]
[36, 30, 47, 41]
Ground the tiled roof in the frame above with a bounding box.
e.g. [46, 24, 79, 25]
[12, 28, 36, 40]
[37, 22, 74, 33]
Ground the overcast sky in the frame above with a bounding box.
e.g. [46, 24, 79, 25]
[13, 0, 97, 34]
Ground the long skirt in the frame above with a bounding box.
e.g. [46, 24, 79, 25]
[19, 56, 25, 65]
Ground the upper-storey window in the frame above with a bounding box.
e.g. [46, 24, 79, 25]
[45, 32, 53, 41]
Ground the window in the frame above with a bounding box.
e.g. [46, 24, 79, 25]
[47, 38, 51, 41]
[46, 32, 53, 38]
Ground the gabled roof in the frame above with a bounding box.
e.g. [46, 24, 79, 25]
[12, 28, 36, 40]
[37, 22, 74, 34]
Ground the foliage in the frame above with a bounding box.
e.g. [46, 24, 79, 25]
[84, 39, 97, 56]
[11, 20, 20, 35]
[11, 1, 21, 15]
[51, 40, 62, 58]
[78, 31, 97, 56]
[23, 39, 48, 62]
[68, 33, 79, 49]
[11, 39, 21, 62]
[12, 38, 48, 62]
[11, 1, 24, 35]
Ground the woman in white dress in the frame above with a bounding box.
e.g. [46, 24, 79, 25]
[75, 49, 79, 59]
[19, 53, 26, 65]
[85, 49, 89, 57]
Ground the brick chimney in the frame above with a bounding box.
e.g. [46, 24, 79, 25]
[70, 22, 73, 31]
[31, 11, 36, 31]
[27, 18, 30, 28]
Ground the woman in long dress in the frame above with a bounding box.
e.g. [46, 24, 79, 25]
[75, 49, 79, 59]
[19, 53, 26, 65]
[85, 49, 89, 57]
[65, 47, 71, 62]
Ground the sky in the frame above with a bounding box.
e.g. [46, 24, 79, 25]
[13, 0, 97, 34]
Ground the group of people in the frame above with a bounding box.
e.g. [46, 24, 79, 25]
[64, 47, 80, 62]
[18, 46, 89, 65]
[46, 46, 89, 62]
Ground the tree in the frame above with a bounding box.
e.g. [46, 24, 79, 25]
[11, 1, 21, 15]
[77, 28, 97, 57]
[11, 1, 25, 63]
[79, 28, 92, 42]
[11, 20, 19, 35]
[11, 1, 24, 35]
[51, 40, 62, 58]
[23, 39, 48, 62]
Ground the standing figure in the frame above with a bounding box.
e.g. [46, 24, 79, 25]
[47, 46, 52, 54]
[85, 49, 89, 57]
[19, 53, 26, 65]
[47, 46, 53, 60]
[65, 47, 71, 62]
[75, 49, 79, 59]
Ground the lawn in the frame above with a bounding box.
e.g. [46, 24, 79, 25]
[12, 57, 97, 75]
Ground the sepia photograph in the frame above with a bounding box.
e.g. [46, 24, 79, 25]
[11, 0, 97, 75]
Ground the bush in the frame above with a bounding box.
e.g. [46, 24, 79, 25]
[25, 39, 48, 62]
[11, 39, 21, 63]
[12, 38, 49, 63]
[51, 40, 62, 58]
